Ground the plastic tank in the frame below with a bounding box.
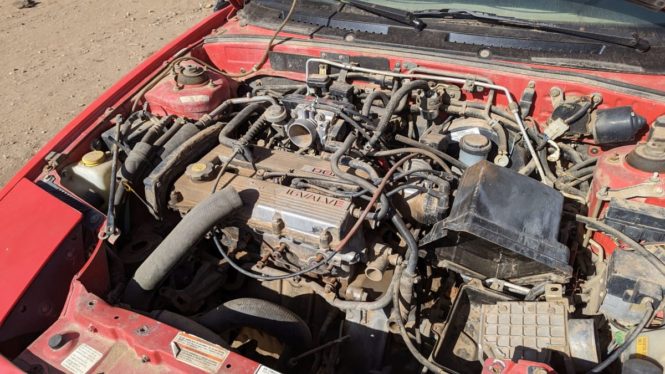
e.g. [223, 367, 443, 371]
[622, 329, 665, 370]
[60, 150, 113, 207]
[458, 133, 491, 166]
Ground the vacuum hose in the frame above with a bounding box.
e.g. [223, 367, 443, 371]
[365, 80, 430, 150]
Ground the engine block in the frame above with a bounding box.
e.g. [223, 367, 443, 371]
[170, 144, 365, 260]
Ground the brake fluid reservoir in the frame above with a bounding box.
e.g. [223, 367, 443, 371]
[459, 134, 491, 166]
[61, 150, 113, 207]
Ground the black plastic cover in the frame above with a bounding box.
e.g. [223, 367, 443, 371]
[305, 73, 331, 90]
[551, 101, 590, 134]
[592, 106, 646, 145]
[329, 81, 355, 101]
[435, 161, 572, 283]
[600, 249, 665, 324]
[605, 198, 665, 243]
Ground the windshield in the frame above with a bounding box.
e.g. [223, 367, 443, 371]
[352, 0, 665, 27]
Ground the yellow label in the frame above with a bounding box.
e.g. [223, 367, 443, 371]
[636, 335, 649, 355]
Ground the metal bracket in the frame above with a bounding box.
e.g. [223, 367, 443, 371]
[462, 78, 477, 92]
[550, 86, 565, 108]
[227, 0, 243, 10]
[321, 52, 350, 64]
[597, 181, 665, 201]
[399, 61, 414, 71]
[320, 53, 354, 81]
[339, 68, 349, 82]
[544, 284, 565, 302]
[44, 151, 67, 170]
[519, 81, 536, 118]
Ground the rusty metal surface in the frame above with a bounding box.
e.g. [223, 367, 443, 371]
[171, 144, 361, 249]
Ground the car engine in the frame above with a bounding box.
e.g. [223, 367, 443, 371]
[47, 53, 665, 373]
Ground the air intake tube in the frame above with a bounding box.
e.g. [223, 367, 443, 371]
[123, 187, 243, 308]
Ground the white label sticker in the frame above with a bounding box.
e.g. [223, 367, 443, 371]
[179, 95, 210, 104]
[450, 127, 481, 142]
[61, 344, 103, 374]
[256, 365, 282, 374]
[171, 332, 229, 373]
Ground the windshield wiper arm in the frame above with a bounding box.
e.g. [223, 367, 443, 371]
[413, 9, 650, 52]
[339, 0, 426, 31]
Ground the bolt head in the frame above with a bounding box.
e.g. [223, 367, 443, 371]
[479, 49, 491, 58]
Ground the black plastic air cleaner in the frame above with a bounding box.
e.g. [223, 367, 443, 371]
[429, 160, 572, 284]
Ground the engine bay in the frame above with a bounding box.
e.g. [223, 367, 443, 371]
[11, 29, 665, 373]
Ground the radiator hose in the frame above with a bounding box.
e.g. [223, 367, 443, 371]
[123, 186, 243, 308]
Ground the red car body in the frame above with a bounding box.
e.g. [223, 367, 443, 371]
[1, 2, 664, 373]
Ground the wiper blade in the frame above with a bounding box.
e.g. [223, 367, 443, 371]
[339, 0, 426, 31]
[413, 9, 650, 52]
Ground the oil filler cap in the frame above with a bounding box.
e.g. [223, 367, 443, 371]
[185, 162, 214, 181]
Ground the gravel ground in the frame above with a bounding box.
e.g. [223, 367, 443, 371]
[0, 0, 216, 187]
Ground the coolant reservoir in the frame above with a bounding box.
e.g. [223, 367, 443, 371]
[622, 329, 665, 370]
[61, 150, 113, 207]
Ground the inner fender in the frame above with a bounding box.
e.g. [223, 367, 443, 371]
[196, 297, 313, 353]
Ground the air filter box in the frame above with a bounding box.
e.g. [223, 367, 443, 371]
[432, 161, 572, 284]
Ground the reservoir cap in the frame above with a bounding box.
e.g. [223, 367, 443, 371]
[81, 151, 106, 167]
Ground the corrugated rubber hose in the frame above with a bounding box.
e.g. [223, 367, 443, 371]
[122, 186, 243, 308]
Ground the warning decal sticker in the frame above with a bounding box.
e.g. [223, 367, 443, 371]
[61, 343, 103, 374]
[256, 365, 282, 374]
[636, 335, 649, 355]
[171, 331, 230, 373]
